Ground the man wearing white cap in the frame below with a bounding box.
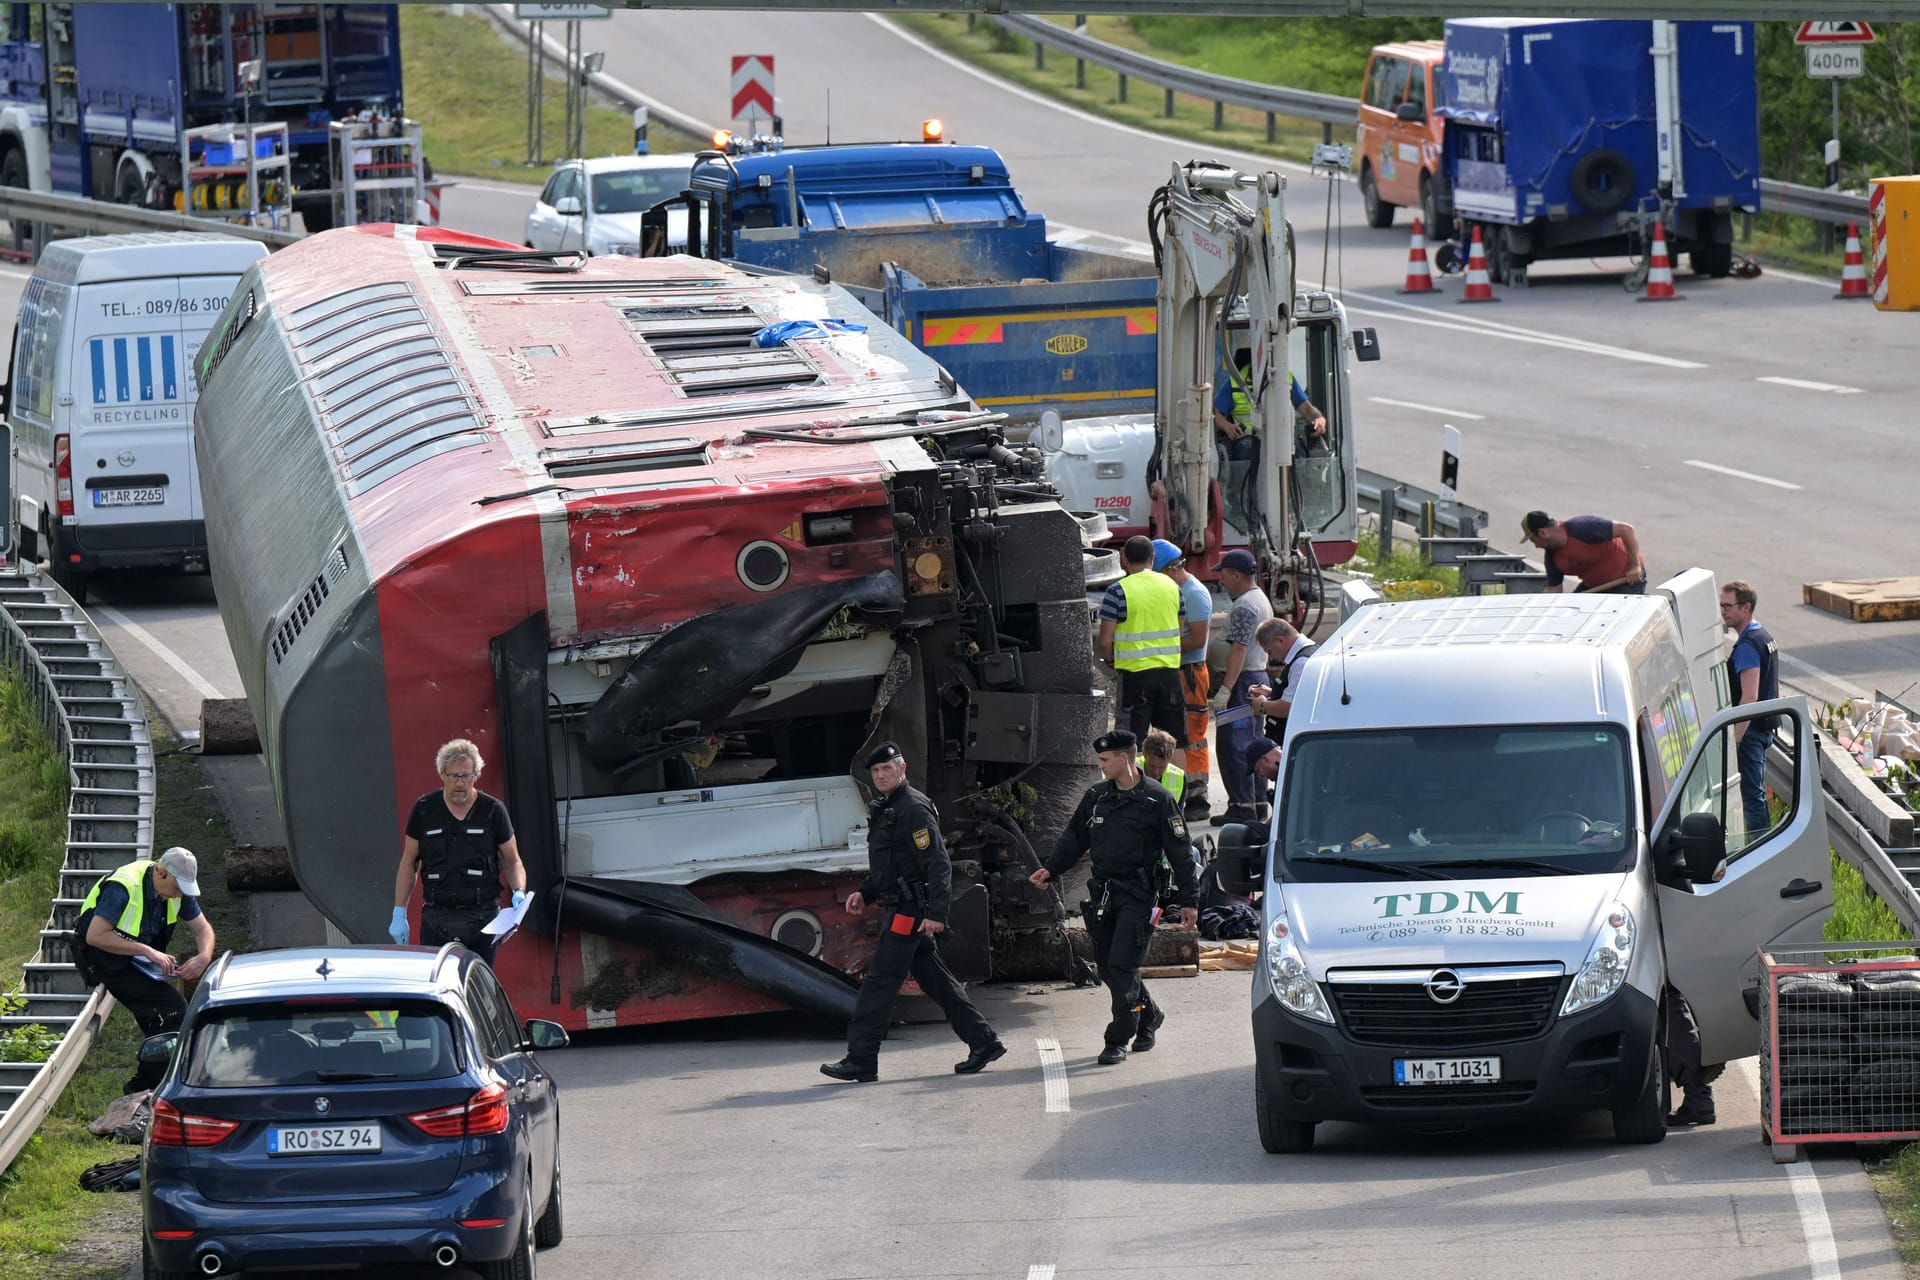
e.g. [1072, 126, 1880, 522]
[74, 847, 216, 1093]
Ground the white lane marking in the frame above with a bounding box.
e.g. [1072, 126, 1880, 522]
[1682, 459, 1803, 491]
[1341, 302, 1709, 369]
[870, 15, 1316, 181]
[1027, 1267, 1057, 1280]
[1036, 1038, 1070, 1113]
[1758, 265, 1846, 290]
[1736, 1059, 1841, 1280]
[1050, 221, 1152, 261]
[90, 604, 226, 701]
[1368, 396, 1485, 421]
[0, 262, 32, 280]
[1781, 654, 1869, 704]
[1758, 375, 1863, 395]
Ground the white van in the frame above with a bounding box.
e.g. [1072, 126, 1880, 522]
[1222, 570, 1834, 1151]
[4, 233, 268, 602]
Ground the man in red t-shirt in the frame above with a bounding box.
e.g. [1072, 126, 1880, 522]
[1521, 511, 1646, 594]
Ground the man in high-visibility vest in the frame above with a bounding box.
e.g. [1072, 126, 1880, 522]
[74, 847, 216, 1094]
[1137, 728, 1186, 804]
[1096, 536, 1189, 772]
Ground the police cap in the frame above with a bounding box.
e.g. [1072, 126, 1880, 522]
[1091, 729, 1137, 755]
[864, 741, 905, 768]
[1245, 736, 1280, 773]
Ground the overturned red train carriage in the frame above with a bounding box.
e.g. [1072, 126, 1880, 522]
[194, 226, 1107, 1031]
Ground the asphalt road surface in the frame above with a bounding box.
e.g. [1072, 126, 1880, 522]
[4, 15, 1913, 1276]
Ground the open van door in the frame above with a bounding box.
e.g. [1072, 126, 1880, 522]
[1654, 695, 1833, 1065]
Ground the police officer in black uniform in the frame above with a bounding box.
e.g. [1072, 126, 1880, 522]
[1031, 730, 1199, 1065]
[821, 742, 1007, 1083]
[391, 739, 527, 966]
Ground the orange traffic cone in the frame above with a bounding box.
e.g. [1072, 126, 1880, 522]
[1458, 225, 1498, 304]
[1836, 221, 1871, 299]
[1399, 217, 1436, 294]
[1640, 222, 1678, 301]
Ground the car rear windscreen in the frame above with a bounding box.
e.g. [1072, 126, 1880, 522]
[185, 1004, 461, 1087]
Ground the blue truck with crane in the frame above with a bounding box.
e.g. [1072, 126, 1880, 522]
[1435, 18, 1761, 285]
[0, 2, 407, 255]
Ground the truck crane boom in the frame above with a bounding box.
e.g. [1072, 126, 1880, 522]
[1150, 161, 1298, 565]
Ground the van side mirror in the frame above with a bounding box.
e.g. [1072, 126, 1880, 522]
[139, 1031, 180, 1068]
[1395, 101, 1425, 123]
[524, 1019, 569, 1051]
[1352, 327, 1381, 363]
[554, 196, 583, 217]
[1213, 822, 1266, 896]
[1659, 811, 1728, 887]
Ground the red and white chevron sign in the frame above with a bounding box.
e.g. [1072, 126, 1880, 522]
[1869, 182, 1889, 305]
[730, 55, 775, 128]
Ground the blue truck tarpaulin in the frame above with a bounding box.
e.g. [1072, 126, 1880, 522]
[751, 319, 868, 347]
[1435, 18, 1757, 223]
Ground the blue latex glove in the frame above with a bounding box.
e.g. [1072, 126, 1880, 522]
[388, 907, 409, 945]
[511, 890, 529, 910]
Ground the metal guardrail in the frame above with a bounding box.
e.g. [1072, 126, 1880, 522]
[0, 186, 300, 250]
[992, 16, 1873, 228]
[1757, 177, 1871, 226]
[0, 564, 154, 1174]
[1356, 466, 1487, 542]
[996, 13, 1350, 140]
[1768, 741, 1920, 937]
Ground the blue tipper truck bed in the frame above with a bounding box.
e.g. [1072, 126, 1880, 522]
[682, 144, 1157, 422]
[1436, 18, 1759, 281]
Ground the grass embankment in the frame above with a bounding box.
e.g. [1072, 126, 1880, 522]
[894, 13, 1330, 169]
[891, 14, 1848, 277]
[1337, 529, 1462, 599]
[0, 681, 250, 1280]
[401, 5, 706, 183]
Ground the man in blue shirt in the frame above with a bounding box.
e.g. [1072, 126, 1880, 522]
[1720, 579, 1781, 838]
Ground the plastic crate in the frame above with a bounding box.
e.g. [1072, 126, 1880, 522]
[202, 135, 278, 166]
[1759, 943, 1920, 1163]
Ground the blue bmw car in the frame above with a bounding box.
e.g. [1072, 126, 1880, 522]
[140, 944, 565, 1279]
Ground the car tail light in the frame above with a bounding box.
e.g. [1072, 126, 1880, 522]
[407, 1082, 510, 1138]
[54, 433, 73, 518]
[149, 1098, 239, 1147]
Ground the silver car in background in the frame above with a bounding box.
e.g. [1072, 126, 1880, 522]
[524, 154, 692, 256]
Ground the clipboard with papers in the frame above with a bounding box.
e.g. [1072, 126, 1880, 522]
[482, 892, 535, 943]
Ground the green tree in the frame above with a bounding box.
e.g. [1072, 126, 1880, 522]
[1755, 22, 1918, 189]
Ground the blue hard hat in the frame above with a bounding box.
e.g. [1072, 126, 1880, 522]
[1151, 539, 1183, 571]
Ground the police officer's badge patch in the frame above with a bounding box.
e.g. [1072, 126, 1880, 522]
[1170, 817, 1188, 838]
[913, 828, 931, 850]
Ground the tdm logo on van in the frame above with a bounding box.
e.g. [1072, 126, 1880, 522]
[89, 336, 182, 406]
[1373, 890, 1522, 919]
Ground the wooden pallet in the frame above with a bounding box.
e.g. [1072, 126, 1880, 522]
[1803, 577, 1920, 623]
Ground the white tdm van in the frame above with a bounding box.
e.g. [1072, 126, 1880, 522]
[4, 233, 267, 602]
[1221, 569, 1834, 1151]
